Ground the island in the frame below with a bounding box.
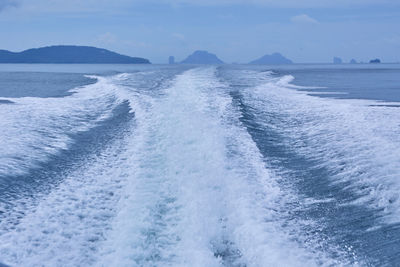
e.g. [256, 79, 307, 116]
[369, 59, 381, 64]
[350, 59, 357, 64]
[180, 50, 224, 64]
[0, 45, 150, 64]
[333, 57, 343, 64]
[249, 53, 293, 64]
[168, 56, 175, 64]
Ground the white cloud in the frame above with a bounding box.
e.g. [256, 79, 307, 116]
[291, 14, 318, 24]
[97, 32, 117, 44]
[122, 40, 149, 48]
[172, 33, 185, 41]
[383, 35, 400, 45]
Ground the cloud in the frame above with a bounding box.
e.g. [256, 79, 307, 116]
[122, 40, 149, 48]
[12, 0, 132, 14]
[383, 35, 400, 45]
[291, 14, 318, 24]
[0, 0, 18, 12]
[157, 0, 397, 8]
[97, 32, 117, 44]
[8, 0, 399, 14]
[172, 33, 185, 41]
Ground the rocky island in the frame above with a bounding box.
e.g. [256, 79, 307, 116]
[249, 53, 293, 64]
[370, 59, 381, 64]
[333, 57, 343, 64]
[180, 50, 224, 64]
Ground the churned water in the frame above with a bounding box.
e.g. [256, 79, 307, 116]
[0, 64, 400, 266]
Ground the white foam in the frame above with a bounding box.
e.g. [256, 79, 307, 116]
[0, 68, 347, 266]
[0, 74, 145, 266]
[97, 68, 340, 266]
[0, 122, 136, 266]
[0, 75, 127, 177]
[247, 74, 400, 224]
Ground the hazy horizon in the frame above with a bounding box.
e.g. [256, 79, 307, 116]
[1, 0, 400, 63]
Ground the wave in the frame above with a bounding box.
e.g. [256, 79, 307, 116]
[267, 75, 400, 223]
[0, 67, 358, 266]
[0, 75, 131, 178]
[0, 72, 153, 266]
[96, 68, 343, 266]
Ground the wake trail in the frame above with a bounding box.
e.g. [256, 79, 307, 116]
[226, 68, 400, 265]
[0, 68, 345, 266]
[99, 67, 340, 266]
[0, 71, 168, 266]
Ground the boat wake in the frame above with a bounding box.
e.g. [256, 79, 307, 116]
[2, 66, 393, 266]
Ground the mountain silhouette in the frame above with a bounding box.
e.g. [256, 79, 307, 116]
[181, 50, 224, 64]
[0, 45, 150, 64]
[249, 53, 293, 64]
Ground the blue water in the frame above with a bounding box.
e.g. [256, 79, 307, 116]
[0, 64, 399, 266]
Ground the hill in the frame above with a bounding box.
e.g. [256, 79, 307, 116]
[181, 50, 224, 64]
[249, 53, 293, 64]
[333, 57, 343, 64]
[0, 45, 150, 64]
[370, 59, 381, 64]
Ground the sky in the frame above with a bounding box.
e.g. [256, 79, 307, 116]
[0, 0, 400, 63]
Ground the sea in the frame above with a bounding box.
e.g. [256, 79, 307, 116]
[0, 63, 400, 266]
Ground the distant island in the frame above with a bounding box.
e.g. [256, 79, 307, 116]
[333, 57, 343, 64]
[168, 56, 175, 64]
[0, 45, 150, 64]
[370, 58, 381, 64]
[181, 50, 224, 64]
[249, 53, 293, 64]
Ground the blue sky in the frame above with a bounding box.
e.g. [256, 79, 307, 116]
[0, 0, 400, 63]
